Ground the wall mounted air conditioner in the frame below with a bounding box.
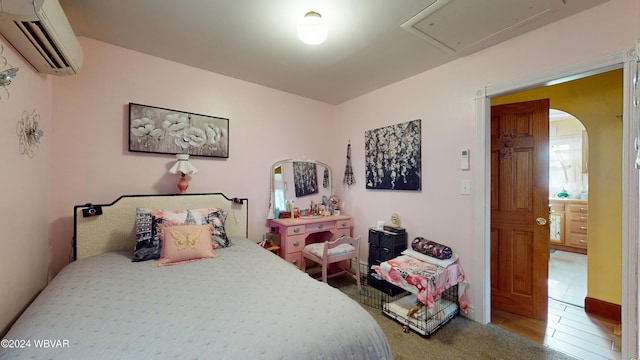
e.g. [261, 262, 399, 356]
[0, 0, 83, 76]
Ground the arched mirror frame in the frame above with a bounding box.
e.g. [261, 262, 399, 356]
[268, 156, 332, 219]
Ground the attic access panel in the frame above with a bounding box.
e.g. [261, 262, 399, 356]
[402, 0, 552, 55]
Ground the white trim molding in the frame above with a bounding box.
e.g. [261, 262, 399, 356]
[474, 46, 639, 360]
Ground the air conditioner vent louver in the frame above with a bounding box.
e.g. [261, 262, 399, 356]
[15, 20, 69, 69]
[0, 0, 83, 76]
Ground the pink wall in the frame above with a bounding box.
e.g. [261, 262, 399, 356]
[0, 38, 52, 335]
[49, 37, 336, 278]
[1, 0, 638, 336]
[334, 0, 639, 319]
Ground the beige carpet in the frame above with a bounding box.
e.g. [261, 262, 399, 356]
[329, 275, 577, 360]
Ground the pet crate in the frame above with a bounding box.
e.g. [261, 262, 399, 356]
[359, 263, 408, 309]
[382, 284, 459, 336]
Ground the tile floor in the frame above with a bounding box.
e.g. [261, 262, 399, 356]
[548, 249, 587, 307]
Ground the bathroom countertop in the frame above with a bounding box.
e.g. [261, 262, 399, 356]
[549, 197, 588, 202]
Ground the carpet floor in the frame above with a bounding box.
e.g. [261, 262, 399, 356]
[329, 276, 577, 360]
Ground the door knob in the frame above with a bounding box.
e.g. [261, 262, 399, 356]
[536, 217, 547, 226]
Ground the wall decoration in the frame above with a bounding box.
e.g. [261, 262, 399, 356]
[343, 141, 355, 187]
[17, 109, 44, 158]
[365, 119, 421, 190]
[497, 131, 515, 162]
[0, 44, 19, 103]
[293, 161, 319, 197]
[129, 103, 229, 158]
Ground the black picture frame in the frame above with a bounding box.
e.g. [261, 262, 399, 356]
[365, 119, 421, 190]
[128, 103, 229, 158]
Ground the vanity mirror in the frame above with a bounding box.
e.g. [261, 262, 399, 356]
[268, 157, 332, 219]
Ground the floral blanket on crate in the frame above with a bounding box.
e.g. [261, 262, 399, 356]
[372, 255, 468, 313]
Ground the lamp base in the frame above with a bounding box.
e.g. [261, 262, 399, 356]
[177, 174, 189, 194]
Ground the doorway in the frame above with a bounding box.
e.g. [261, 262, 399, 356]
[548, 109, 588, 308]
[477, 60, 636, 359]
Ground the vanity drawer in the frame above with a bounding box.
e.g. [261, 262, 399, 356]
[285, 234, 306, 254]
[567, 234, 588, 248]
[306, 221, 335, 233]
[570, 213, 588, 222]
[568, 204, 588, 213]
[549, 202, 565, 212]
[569, 212, 587, 222]
[287, 225, 305, 236]
[336, 220, 351, 229]
[334, 228, 350, 239]
[284, 252, 303, 269]
[569, 221, 588, 234]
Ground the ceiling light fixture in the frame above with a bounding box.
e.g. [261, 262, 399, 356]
[297, 11, 328, 45]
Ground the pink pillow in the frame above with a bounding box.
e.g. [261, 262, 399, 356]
[155, 224, 219, 266]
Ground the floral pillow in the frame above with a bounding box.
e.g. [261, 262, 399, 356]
[133, 207, 229, 262]
[155, 224, 219, 266]
[410, 237, 453, 260]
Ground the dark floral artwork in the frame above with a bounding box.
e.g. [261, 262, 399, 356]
[365, 119, 421, 190]
[293, 162, 319, 197]
[129, 103, 229, 158]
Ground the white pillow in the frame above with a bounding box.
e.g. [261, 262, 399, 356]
[401, 248, 458, 267]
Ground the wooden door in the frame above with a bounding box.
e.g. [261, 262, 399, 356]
[490, 99, 550, 320]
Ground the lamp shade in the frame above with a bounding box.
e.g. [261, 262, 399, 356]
[169, 154, 199, 175]
[297, 11, 328, 45]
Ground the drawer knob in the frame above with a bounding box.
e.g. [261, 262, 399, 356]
[293, 241, 300, 247]
[292, 259, 298, 265]
[580, 207, 587, 211]
[580, 216, 587, 220]
[580, 226, 587, 230]
[293, 228, 300, 233]
[579, 239, 587, 243]
[341, 222, 347, 227]
[317, 224, 324, 229]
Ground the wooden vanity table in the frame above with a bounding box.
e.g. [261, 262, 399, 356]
[269, 215, 351, 270]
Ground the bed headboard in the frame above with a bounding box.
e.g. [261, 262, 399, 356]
[73, 193, 248, 260]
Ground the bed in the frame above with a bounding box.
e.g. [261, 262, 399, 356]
[1, 193, 392, 359]
[372, 249, 468, 336]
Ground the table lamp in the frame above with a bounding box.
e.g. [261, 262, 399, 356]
[169, 154, 198, 193]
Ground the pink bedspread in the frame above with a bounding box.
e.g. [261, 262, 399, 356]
[373, 255, 468, 313]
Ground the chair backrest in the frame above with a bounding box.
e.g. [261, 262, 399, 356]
[323, 236, 361, 259]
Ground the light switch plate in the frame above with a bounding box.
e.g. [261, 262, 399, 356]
[460, 180, 471, 195]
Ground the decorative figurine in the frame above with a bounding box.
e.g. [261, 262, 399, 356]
[391, 213, 400, 227]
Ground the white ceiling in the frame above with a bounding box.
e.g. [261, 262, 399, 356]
[58, 0, 608, 105]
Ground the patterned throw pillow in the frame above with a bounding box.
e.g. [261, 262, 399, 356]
[410, 237, 453, 260]
[133, 207, 229, 262]
[155, 224, 219, 266]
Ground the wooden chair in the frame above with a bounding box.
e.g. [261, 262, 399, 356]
[302, 236, 361, 290]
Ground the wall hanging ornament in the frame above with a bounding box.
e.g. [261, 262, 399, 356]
[343, 141, 355, 186]
[17, 109, 44, 158]
[497, 131, 515, 162]
[0, 44, 19, 103]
